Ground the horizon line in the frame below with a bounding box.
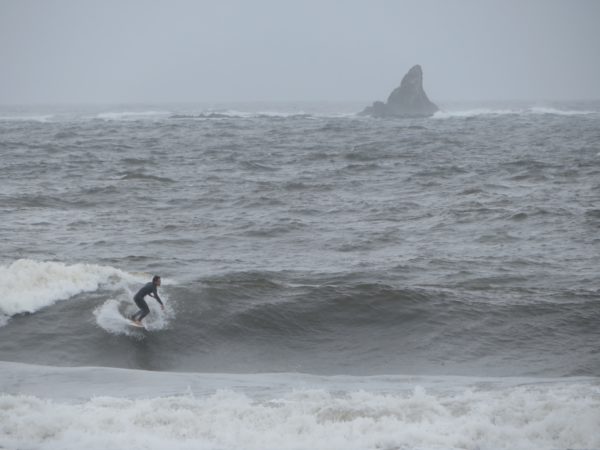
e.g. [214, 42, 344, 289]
[1, 98, 600, 108]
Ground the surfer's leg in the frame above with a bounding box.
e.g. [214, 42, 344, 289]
[132, 297, 146, 321]
[134, 297, 150, 321]
[137, 305, 150, 321]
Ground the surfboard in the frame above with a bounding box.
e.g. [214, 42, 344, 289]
[127, 320, 146, 329]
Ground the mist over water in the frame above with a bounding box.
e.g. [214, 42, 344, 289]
[1, 101, 599, 449]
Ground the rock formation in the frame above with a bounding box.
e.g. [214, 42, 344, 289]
[361, 65, 438, 118]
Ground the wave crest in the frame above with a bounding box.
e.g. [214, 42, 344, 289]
[433, 106, 597, 119]
[96, 111, 171, 120]
[0, 259, 137, 319]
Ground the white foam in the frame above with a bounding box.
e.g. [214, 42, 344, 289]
[255, 110, 354, 119]
[433, 108, 519, 119]
[0, 259, 140, 320]
[194, 110, 303, 119]
[96, 110, 171, 120]
[93, 295, 173, 336]
[0, 114, 54, 122]
[528, 106, 597, 116]
[257, 110, 307, 117]
[92, 299, 139, 337]
[433, 106, 597, 119]
[0, 374, 598, 450]
[177, 110, 352, 119]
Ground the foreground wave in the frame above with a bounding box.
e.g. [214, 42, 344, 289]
[1, 362, 598, 450]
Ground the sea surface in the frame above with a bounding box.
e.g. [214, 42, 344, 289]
[1, 101, 599, 449]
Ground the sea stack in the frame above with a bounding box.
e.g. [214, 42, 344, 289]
[361, 65, 438, 118]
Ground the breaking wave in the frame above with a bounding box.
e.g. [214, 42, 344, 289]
[0, 259, 140, 323]
[0, 114, 54, 122]
[433, 106, 597, 119]
[1, 363, 598, 450]
[96, 111, 171, 120]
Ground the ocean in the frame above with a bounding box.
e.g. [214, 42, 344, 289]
[0, 101, 599, 449]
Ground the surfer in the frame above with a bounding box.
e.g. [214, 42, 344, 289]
[131, 275, 165, 325]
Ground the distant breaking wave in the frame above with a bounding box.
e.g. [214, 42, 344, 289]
[169, 110, 356, 120]
[1, 104, 596, 124]
[96, 110, 171, 120]
[433, 106, 597, 119]
[0, 114, 54, 122]
[528, 106, 597, 115]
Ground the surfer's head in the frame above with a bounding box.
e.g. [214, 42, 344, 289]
[152, 275, 161, 286]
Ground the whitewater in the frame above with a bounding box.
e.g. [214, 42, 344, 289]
[1, 101, 599, 449]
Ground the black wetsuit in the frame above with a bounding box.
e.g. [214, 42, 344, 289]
[131, 282, 163, 322]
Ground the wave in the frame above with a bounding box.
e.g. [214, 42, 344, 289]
[169, 110, 314, 120]
[1, 267, 597, 374]
[0, 259, 140, 322]
[433, 106, 598, 119]
[118, 171, 176, 183]
[96, 110, 171, 120]
[197, 277, 439, 341]
[0, 114, 54, 122]
[1, 362, 598, 450]
[256, 111, 355, 119]
[169, 110, 356, 120]
[529, 106, 597, 116]
[170, 112, 245, 119]
[197, 271, 599, 327]
[1, 193, 88, 209]
[433, 108, 518, 118]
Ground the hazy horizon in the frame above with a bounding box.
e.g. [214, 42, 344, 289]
[1, 0, 599, 105]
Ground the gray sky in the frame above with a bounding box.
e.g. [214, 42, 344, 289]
[1, 0, 599, 104]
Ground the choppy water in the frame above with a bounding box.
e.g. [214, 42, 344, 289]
[1, 102, 599, 449]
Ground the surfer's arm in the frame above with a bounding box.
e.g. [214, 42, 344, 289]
[151, 288, 164, 307]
